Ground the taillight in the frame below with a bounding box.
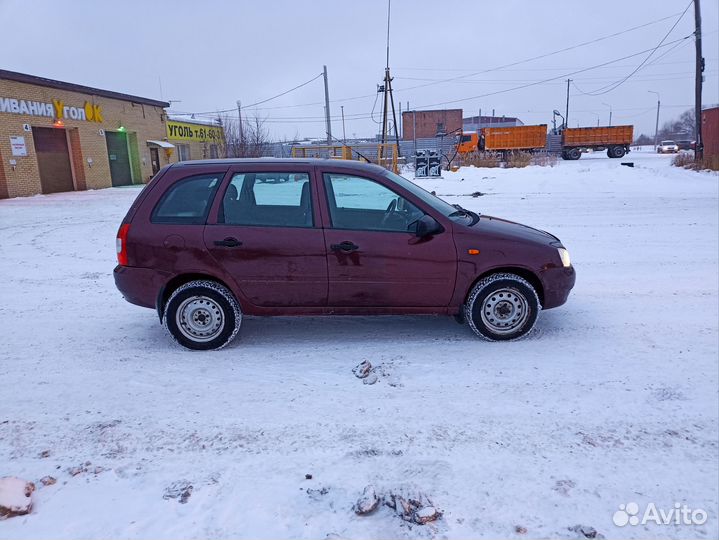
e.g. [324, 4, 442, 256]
[116, 223, 130, 266]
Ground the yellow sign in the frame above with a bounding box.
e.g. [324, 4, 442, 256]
[0, 96, 103, 123]
[166, 120, 224, 143]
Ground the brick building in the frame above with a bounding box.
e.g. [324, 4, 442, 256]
[463, 115, 524, 131]
[401, 109, 462, 140]
[0, 70, 171, 199]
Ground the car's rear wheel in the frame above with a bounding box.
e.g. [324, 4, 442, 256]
[163, 280, 242, 350]
[465, 273, 540, 341]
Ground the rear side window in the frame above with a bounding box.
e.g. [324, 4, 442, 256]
[151, 174, 222, 224]
[220, 172, 313, 228]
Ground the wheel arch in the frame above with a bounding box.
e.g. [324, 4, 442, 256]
[465, 266, 545, 308]
[156, 272, 239, 322]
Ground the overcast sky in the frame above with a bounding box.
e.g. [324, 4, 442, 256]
[1, 0, 716, 140]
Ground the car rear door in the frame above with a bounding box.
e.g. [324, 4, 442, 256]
[203, 164, 327, 308]
[318, 168, 457, 308]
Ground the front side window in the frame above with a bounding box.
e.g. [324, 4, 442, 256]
[220, 172, 313, 227]
[323, 174, 424, 232]
[152, 174, 221, 224]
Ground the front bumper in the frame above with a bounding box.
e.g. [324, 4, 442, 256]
[541, 265, 576, 309]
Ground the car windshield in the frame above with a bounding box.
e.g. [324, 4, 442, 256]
[383, 170, 477, 224]
[661, 141, 676, 145]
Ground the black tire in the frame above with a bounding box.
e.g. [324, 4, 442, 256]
[464, 273, 540, 341]
[567, 148, 581, 160]
[560, 151, 569, 161]
[607, 145, 625, 158]
[163, 280, 242, 350]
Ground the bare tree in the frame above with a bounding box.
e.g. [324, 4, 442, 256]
[218, 114, 270, 158]
[658, 109, 696, 140]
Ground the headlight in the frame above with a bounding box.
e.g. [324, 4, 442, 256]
[557, 247, 571, 268]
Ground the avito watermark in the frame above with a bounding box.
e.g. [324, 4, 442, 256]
[613, 502, 708, 527]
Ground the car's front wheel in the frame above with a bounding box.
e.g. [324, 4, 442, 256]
[163, 280, 242, 350]
[465, 273, 540, 341]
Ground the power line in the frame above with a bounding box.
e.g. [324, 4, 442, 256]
[388, 10, 689, 93]
[412, 35, 692, 109]
[170, 11, 699, 118]
[171, 72, 323, 116]
[572, 0, 693, 96]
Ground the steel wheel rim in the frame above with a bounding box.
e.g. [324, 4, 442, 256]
[175, 296, 225, 342]
[479, 287, 530, 335]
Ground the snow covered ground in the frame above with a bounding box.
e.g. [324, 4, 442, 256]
[0, 149, 717, 539]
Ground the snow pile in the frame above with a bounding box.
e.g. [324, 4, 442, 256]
[0, 477, 35, 518]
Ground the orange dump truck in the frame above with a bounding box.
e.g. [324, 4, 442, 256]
[457, 125, 547, 154]
[561, 125, 633, 160]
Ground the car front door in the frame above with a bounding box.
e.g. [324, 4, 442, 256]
[319, 170, 457, 308]
[204, 166, 327, 308]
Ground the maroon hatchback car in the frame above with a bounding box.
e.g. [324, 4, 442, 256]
[114, 158, 575, 350]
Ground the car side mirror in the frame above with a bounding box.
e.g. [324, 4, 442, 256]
[415, 214, 443, 238]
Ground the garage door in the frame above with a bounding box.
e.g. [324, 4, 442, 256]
[32, 127, 74, 194]
[105, 131, 133, 186]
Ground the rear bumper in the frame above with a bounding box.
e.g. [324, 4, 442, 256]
[541, 266, 576, 310]
[114, 265, 169, 310]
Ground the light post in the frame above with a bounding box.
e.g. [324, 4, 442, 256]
[341, 105, 347, 144]
[648, 91, 661, 151]
[602, 102, 612, 126]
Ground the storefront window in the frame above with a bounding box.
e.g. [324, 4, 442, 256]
[177, 144, 191, 161]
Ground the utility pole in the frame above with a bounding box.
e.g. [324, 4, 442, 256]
[649, 91, 661, 150]
[379, 0, 401, 159]
[565, 79, 571, 130]
[694, 0, 704, 161]
[236, 100, 243, 149]
[398, 101, 402, 138]
[341, 105, 346, 143]
[323, 65, 332, 146]
[413, 110, 417, 154]
[603, 102, 612, 126]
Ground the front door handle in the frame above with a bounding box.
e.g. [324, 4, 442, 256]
[330, 241, 359, 252]
[214, 237, 243, 248]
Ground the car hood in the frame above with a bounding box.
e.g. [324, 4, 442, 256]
[473, 214, 560, 245]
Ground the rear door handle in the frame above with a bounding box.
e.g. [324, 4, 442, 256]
[214, 237, 243, 248]
[330, 241, 359, 252]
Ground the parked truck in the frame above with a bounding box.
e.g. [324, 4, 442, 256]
[457, 125, 547, 154]
[560, 125, 633, 160]
[456, 123, 634, 161]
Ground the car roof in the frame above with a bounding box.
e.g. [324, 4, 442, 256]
[169, 157, 389, 174]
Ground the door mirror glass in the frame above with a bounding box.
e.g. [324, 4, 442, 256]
[415, 214, 443, 238]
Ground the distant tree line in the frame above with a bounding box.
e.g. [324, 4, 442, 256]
[635, 109, 695, 144]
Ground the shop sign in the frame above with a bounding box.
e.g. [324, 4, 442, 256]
[10, 136, 27, 156]
[167, 120, 224, 143]
[0, 96, 103, 123]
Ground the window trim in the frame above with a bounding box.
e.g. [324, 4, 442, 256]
[321, 172, 424, 234]
[217, 171, 316, 229]
[150, 173, 222, 225]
